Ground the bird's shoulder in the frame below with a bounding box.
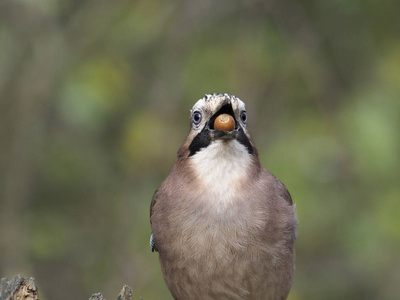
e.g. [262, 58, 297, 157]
[273, 175, 293, 206]
[257, 167, 293, 206]
[150, 188, 159, 222]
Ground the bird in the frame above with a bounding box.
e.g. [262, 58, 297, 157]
[150, 93, 297, 300]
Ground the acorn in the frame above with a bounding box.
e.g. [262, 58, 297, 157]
[214, 113, 235, 131]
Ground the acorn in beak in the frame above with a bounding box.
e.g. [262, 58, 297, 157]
[214, 113, 235, 131]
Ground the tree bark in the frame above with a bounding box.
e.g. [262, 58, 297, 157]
[0, 275, 139, 300]
[0, 275, 38, 300]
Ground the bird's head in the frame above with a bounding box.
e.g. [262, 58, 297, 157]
[178, 93, 257, 159]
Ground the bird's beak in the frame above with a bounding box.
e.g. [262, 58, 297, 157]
[207, 99, 239, 140]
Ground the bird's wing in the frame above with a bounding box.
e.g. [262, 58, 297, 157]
[149, 188, 159, 252]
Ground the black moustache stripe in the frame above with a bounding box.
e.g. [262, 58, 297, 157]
[236, 129, 254, 155]
[188, 127, 254, 156]
[188, 127, 212, 156]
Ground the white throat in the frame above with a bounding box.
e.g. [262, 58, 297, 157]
[189, 140, 253, 203]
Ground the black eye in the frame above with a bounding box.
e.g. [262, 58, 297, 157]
[192, 111, 202, 125]
[240, 111, 247, 124]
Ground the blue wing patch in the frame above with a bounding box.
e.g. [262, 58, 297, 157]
[150, 233, 156, 252]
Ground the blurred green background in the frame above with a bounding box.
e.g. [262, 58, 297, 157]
[1, 0, 399, 299]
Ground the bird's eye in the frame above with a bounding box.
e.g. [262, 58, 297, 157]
[192, 111, 202, 125]
[240, 111, 247, 124]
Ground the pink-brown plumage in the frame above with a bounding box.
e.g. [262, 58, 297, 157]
[150, 94, 297, 300]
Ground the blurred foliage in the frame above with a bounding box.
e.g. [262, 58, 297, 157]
[0, 0, 399, 299]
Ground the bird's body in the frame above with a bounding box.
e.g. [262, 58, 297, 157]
[150, 94, 297, 300]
